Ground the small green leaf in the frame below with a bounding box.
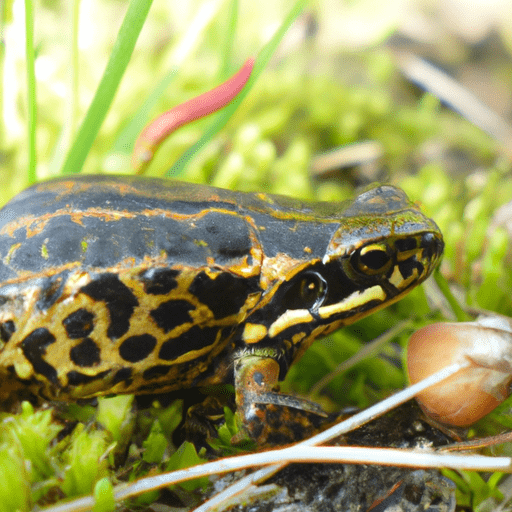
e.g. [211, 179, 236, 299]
[142, 420, 168, 464]
[0, 445, 31, 512]
[3, 401, 60, 482]
[96, 394, 134, 443]
[92, 478, 115, 512]
[166, 442, 208, 492]
[61, 425, 110, 497]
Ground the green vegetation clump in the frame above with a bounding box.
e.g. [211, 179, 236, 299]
[1, 1, 511, 510]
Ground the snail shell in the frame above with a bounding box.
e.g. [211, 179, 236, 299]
[407, 317, 512, 426]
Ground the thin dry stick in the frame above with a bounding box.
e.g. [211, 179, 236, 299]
[395, 51, 512, 159]
[309, 319, 412, 397]
[441, 432, 512, 452]
[193, 360, 473, 512]
[42, 360, 510, 512]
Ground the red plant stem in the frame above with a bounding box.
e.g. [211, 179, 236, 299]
[132, 57, 255, 173]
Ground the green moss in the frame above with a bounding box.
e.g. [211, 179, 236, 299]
[0, 444, 31, 512]
[142, 420, 169, 464]
[166, 442, 209, 492]
[2, 0, 512, 510]
[1, 402, 60, 482]
[92, 478, 116, 512]
[60, 425, 110, 497]
[96, 395, 135, 444]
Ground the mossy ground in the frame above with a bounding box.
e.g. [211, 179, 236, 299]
[1, 1, 512, 510]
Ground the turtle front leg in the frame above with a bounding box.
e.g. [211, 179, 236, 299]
[233, 354, 331, 445]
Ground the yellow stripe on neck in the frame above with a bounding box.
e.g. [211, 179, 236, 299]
[318, 285, 385, 319]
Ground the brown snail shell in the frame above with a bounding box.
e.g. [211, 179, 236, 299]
[407, 317, 512, 426]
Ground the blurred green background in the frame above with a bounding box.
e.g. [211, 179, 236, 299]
[2, 0, 512, 510]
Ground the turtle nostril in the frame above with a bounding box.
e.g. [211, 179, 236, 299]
[418, 232, 444, 262]
[420, 232, 434, 248]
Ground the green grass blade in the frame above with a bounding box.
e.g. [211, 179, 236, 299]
[25, 0, 36, 184]
[218, 0, 238, 81]
[110, 0, 224, 157]
[434, 268, 472, 322]
[60, 0, 153, 175]
[71, 0, 80, 138]
[0, 1, 15, 150]
[48, 0, 81, 175]
[112, 70, 177, 155]
[166, 0, 309, 178]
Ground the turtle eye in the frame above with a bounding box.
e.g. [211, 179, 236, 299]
[283, 271, 328, 311]
[354, 243, 392, 275]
